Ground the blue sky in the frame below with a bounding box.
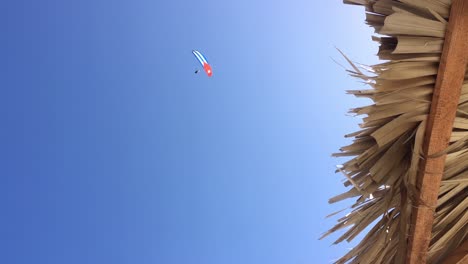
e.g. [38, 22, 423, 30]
[2, 1, 379, 263]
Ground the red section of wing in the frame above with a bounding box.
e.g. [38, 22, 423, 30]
[203, 63, 213, 77]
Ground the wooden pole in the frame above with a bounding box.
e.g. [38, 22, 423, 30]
[406, 0, 468, 263]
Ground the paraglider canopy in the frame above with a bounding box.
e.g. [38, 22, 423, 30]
[192, 50, 212, 77]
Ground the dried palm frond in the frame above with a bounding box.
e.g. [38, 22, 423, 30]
[323, 0, 467, 263]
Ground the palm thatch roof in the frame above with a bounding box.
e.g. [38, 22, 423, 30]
[322, 0, 467, 263]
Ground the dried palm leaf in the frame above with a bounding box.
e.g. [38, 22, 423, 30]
[323, 0, 467, 263]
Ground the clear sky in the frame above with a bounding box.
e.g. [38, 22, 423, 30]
[2, 1, 379, 263]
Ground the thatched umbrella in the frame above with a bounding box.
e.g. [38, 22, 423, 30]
[322, 0, 468, 263]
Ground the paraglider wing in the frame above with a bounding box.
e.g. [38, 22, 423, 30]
[192, 50, 213, 77]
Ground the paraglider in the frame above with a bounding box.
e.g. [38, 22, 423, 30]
[192, 50, 213, 77]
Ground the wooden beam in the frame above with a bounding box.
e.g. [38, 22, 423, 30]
[442, 240, 468, 264]
[406, 0, 468, 263]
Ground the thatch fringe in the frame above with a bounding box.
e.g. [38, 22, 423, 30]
[323, 0, 467, 263]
